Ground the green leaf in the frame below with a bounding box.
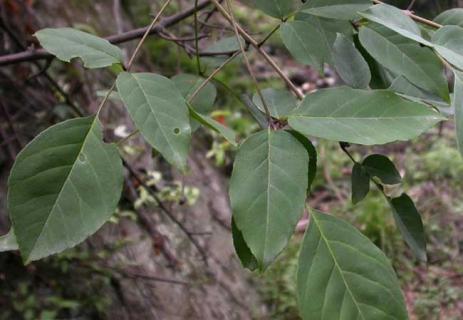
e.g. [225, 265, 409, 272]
[301, 0, 372, 20]
[289, 130, 318, 193]
[241, 94, 269, 129]
[352, 163, 370, 204]
[297, 210, 408, 320]
[35, 28, 123, 69]
[389, 76, 450, 108]
[7, 117, 123, 263]
[333, 33, 371, 89]
[452, 71, 463, 156]
[229, 129, 309, 269]
[280, 21, 332, 72]
[116, 72, 192, 171]
[288, 87, 445, 145]
[252, 88, 298, 119]
[389, 194, 427, 262]
[432, 25, 463, 71]
[434, 8, 463, 27]
[201, 37, 242, 68]
[247, 0, 299, 19]
[231, 218, 258, 271]
[359, 4, 431, 46]
[188, 107, 237, 146]
[362, 154, 402, 185]
[295, 12, 354, 38]
[359, 27, 449, 101]
[0, 229, 18, 252]
[172, 74, 217, 114]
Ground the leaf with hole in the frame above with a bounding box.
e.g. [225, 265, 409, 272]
[297, 210, 408, 320]
[359, 4, 431, 46]
[301, 0, 372, 20]
[333, 33, 371, 89]
[116, 72, 192, 171]
[389, 194, 427, 262]
[359, 27, 449, 101]
[229, 129, 308, 269]
[252, 88, 298, 119]
[35, 28, 124, 68]
[288, 87, 445, 145]
[351, 163, 370, 204]
[7, 117, 123, 263]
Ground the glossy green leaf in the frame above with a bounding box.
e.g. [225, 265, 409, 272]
[288, 87, 445, 145]
[333, 33, 371, 89]
[362, 154, 401, 185]
[280, 21, 331, 72]
[229, 129, 309, 269]
[8, 117, 123, 263]
[359, 27, 449, 101]
[432, 25, 463, 70]
[434, 9, 463, 27]
[252, 88, 298, 119]
[301, 0, 371, 20]
[289, 130, 318, 193]
[188, 107, 237, 146]
[352, 163, 370, 204]
[172, 74, 217, 114]
[232, 218, 258, 271]
[359, 4, 431, 46]
[248, 0, 299, 19]
[35, 28, 123, 68]
[297, 210, 408, 320]
[116, 72, 191, 171]
[0, 229, 18, 252]
[389, 194, 427, 262]
[452, 71, 463, 156]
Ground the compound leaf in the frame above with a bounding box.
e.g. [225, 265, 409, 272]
[35, 28, 123, 69]
[116, 72, 191, 171]
[8, 117, 123, 263]
[297, 210, 408, 320]
[229, 129, 308, 269]
[288, 87, 445, 145]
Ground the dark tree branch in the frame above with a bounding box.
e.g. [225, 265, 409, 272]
[0, 0, 211, 66]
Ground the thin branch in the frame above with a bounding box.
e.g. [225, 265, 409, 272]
[0, 0, 212, 66]
[209, 0, 303, 100]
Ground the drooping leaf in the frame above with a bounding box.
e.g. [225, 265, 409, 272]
[297, 210, 408, 320]
[389, 194, 427, 262]
[351, 163, 370, 204]
[431, 25, 463, 70]
[188, 107, 237, 146]
[359, 4, 431, 46]
[362, 154, 402, 185]
[301, 0, 372, 20]
[35, 28, 123, 69]
[359, 27, 449, 101]
[0, 229, 18, 252]
[452, 71, 463, 156]
[231, 218, 258, 271]
[288, 87, 445, 145]
[280, 21, 332, 72]
[434, 8, 463, 27]
[8, 117, 123, 263]
[333, 33, 371, 89]
[289, 130, 318, 193]
[172, 73, 217, 114]
[252, 88, 298, 119]
[229, 129, 309, 269]
[246, 0, 300, 19]
[116, 72, 192, 171]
